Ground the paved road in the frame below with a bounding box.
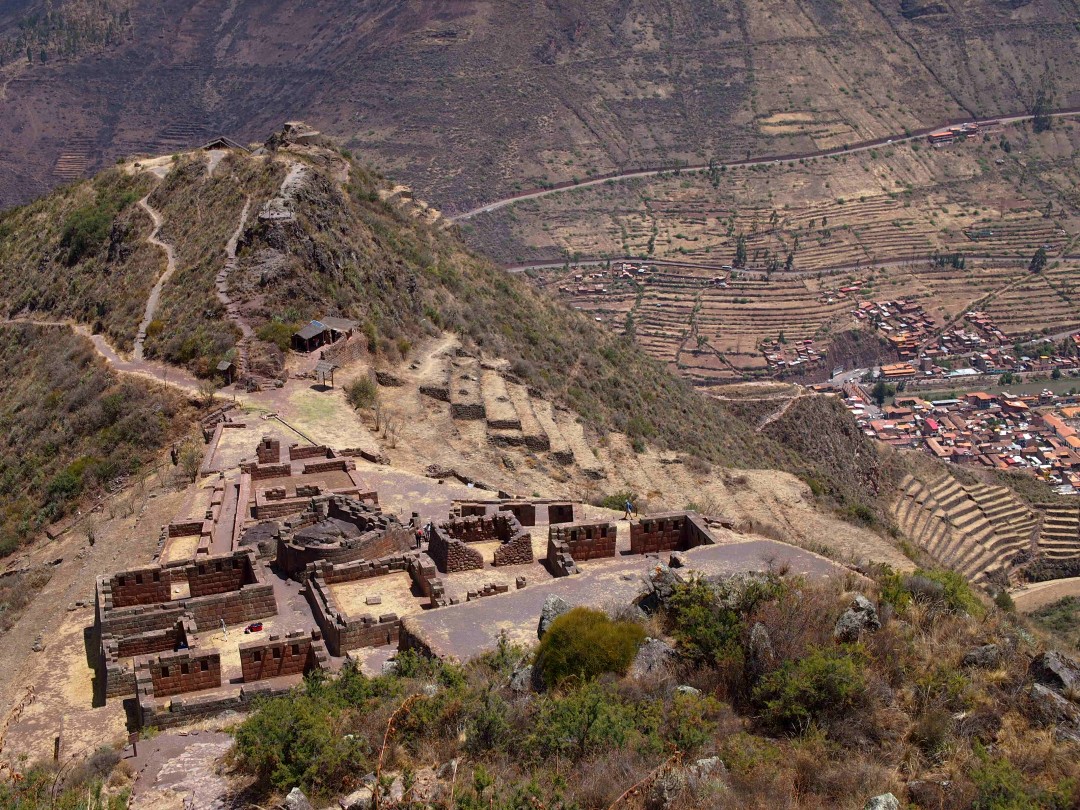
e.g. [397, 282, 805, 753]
[451, 109, 1080, 222]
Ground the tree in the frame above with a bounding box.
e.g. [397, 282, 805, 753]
[733, 234, 748, 269]
[1032, 87, 1053, 134]
[1029, 246, 1048, 274]
[784, 251, 794, 272]
[872, 380, 895, 405]
[178, 439, 203, 484]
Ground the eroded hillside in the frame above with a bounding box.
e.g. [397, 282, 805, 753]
[1, 0, 1078, 209]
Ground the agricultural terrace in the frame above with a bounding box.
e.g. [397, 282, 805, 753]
[462, 122, 1080, 382]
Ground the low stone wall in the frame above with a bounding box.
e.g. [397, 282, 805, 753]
[289, 444, 330, 460]
[427, 527, 484, 573]
[302, 458, 354, 475]
[492, 530, 534, 567]
[102, 618, 194, 699]
[137, 680, 292, 730]
[629, 512, 716, 555]
[248, 462, 293, 481]
[407, 553, 448, 608]
[239, 630, 328, 682]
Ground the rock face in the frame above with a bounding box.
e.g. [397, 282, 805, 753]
[339, 787, 373, 810]
[537, 595, 572, 639]
[962, 644, 1002, 669]
[1029, 651, 1080, 693]
[834, 594, 881, 642]
[629, 638, 676, 680]
[863, 794, 900, 810]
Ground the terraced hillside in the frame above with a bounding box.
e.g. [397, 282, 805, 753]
[2, 0, 1080, 209]
[892, 471, 1080, 586]
[482, 121, 1080, 380]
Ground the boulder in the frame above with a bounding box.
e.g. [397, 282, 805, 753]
[537, 595, 572, 639]
[863, 794, 899, 810]
[636, 565, 686, 614]
[409, 767, 444, 805]
[1029, 651, 1080, 694]
[339, 787, 373, 810]
[962, 644, 1001, 669]
[629, 638, 676, 680]
[645, 757, 725, 810]
[668, 552, 687, 569]
[1027, 683, 1080, 728]
[509, 664, 535, 692]
[284, 788, 314, 810]
[834, 595, 881, 642]
[674, 685, 701, 697]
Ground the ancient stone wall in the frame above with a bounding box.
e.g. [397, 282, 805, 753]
[302, 458, 354, 475]
[407, 553, 448, 608]
[256, 437, 281, 464]
[184, 583, 277, 630]
[629, 512, 716, 555]
[239, 630, 327, 682]
[548, 503, 576, 524]
[185, 552, 255, 598]
[492, 530, 534, 567]
[427, 527, 484, 573]
[139, 651, 221, 698]
[552, 521, 618, 561]
[249, 462, 292, 481]
[305, 570, 403, 655]
[500, 503, 537, 527]
[137, 681, 291, 730]
[104, 567, 172, 608]
[167, 521, 204, 538]
[288, 444, 330, 461]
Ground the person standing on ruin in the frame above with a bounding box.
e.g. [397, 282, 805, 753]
[624, 498, 634, 520]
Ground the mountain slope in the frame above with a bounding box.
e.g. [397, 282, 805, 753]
[0, 0, 1078, 209]
[0, 128, 899, 531]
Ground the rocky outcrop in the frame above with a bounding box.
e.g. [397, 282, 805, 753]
[1030, 651, 1080, 694]
[834, 594, 881, 642]
[629, 638, 676, 680]
[962, 644, 1002, 669]
[537, 594, 572, 639]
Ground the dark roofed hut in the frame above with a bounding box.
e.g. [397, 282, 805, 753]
[292, 321, 330, 353]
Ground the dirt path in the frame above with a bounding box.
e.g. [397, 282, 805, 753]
[134, 196, 178, 361]
[1013, 577, 1080, 612]
[756, 392, 808, 432]
[1, 318, 201, 396]
[216, 198, 253, 374]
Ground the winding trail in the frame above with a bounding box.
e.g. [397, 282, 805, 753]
[216, 198, 253, 374]
[134, 196, 178, 360]
[451, 108, 1080, 221]
[0, 318, 201, 395]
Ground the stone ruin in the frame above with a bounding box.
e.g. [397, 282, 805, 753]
[547, 520, 618, 576]
[273, 494, 415, 576]
[427, 511, 534, 573]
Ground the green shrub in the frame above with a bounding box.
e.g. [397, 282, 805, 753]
[527, 681, 660, 761]
[667, 577, 744, 664]
[970, 743, 1076, 809]
[912, 569, 985, 617]
[534, 607, 645, 687]
[753, 645, 867, 732]
[345, 376, 378, 410]
[256, 320, 297, 351]
[596, 491, 637, 512]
